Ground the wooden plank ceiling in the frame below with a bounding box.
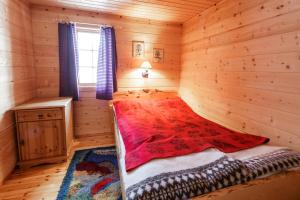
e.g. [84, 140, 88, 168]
[27, 0, 222, 23]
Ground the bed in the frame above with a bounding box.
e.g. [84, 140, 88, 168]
[112, 90, 300, 200]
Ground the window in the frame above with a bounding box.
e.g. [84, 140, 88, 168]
[77, 30, 100, 85]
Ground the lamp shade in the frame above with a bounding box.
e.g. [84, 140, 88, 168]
[140, 61, 152, 69]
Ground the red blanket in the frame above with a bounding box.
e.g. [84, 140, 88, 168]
[113, 97, 269, 171]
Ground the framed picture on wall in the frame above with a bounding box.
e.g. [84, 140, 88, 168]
[153, 48, 164, 63]
[132, 41, 145, 58]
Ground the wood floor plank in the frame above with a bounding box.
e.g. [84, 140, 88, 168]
[0, 134, 115, 200]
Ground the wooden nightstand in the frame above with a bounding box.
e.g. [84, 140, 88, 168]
[12, 97, 74, 168]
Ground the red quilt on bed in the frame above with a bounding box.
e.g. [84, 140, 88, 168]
[113, 97, 269, 171]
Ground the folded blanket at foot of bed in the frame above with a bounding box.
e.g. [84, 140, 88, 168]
[125, 149, 300, 200]
[126, 156, 246, 200]
[244, 149, 300, 181]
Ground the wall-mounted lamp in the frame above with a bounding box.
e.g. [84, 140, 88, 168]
[140, 61, 152, 78]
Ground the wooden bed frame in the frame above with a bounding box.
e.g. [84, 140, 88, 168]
[112, 89, 178, 101]
[112, 89, 300, 200]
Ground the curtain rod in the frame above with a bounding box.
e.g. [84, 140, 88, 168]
[75, 22, 112, 28]
[56, 19, 112, 28]
[75, 22, 113, 28]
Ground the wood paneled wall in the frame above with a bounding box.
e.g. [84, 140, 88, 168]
[31, 5, 182, 137]
[0, 0, 36, 184]
[27, 0, 222, 23]
[179, 0, 300, 150]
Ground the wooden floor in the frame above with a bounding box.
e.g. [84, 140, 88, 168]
[0, 133, 115, 200]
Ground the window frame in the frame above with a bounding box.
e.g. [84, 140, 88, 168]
[76, 27, 100, 87]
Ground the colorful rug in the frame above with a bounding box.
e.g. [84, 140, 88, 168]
[56, 146, 122, 200]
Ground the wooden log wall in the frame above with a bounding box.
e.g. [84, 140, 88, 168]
[179, 0, 300, 150]
[0, 0, 36, 184]
[31, 5, 182, 137]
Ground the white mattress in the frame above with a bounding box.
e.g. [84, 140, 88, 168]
[114, 118, 298, 200]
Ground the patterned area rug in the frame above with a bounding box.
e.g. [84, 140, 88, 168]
[56, 146, 122, 200]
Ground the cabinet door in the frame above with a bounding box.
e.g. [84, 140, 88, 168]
[18, 120, 65, 161]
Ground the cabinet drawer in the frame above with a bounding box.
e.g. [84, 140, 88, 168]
[17, 109, 63, 122]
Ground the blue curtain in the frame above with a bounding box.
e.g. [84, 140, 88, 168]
[96, 27, 117, 100]
[58, 23, 80, 101]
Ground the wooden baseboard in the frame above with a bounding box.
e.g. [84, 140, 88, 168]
[17, 155, 67, 169]
[74, 132, 113, 139]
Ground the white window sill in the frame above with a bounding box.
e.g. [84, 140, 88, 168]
[79, 85, 96, 92]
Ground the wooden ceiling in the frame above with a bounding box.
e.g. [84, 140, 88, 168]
[27, 0, 222, 23]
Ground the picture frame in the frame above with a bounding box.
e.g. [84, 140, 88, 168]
[132, 41, 145, 58]
[153, 48, 164, 63]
